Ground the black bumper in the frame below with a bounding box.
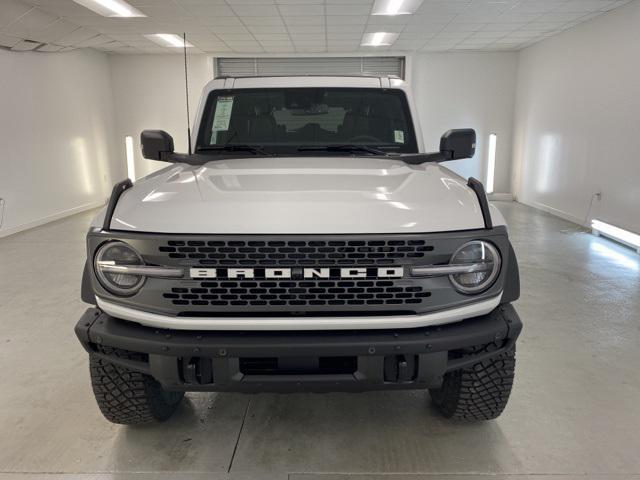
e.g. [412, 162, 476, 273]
[75, 305, 522, 393]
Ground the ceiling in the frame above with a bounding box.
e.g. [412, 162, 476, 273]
[0, 0, 633, 54]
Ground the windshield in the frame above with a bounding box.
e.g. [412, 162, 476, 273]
[196, 87, 418, 155]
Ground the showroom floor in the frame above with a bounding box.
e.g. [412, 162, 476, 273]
[0, 201, 639, 480]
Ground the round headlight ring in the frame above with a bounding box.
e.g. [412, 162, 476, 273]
[94, 241, 146, 296]
[449, 240, 501, 294]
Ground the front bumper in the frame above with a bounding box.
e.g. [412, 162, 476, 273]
[75, 304, 522, 393]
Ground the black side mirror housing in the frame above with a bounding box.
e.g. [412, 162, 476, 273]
[439, 129, 476, 160]
[141, 130, 174, 160]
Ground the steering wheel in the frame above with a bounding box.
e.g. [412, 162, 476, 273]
[346, 135, 381, 143]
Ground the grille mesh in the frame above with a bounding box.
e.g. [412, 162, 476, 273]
[163, 279, 431, 308]
[159, 239, 434, 266]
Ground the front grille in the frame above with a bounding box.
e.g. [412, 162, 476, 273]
[158, 239, 434, 266]
[163, 279, 430, 308]
[90, 228, 509, 318]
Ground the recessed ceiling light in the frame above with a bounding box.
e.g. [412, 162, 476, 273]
[361, 32, 399, 46]
[372, 0, 423, 16]
[73, 0, 145, 17]
[145, 34, 194, 48]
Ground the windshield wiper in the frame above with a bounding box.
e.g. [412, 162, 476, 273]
[196, 144, 274, 156]
[297, 145, 389, 156]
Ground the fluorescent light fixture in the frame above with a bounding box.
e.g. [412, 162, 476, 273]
[73, 0, 145, 17]
[372, 0, 424, 15]
[361, 32, 399, 46]
[125, 136, 136, 182]
[486, 133, 497, 194]
[592, 219, 640, 253]
[145, 34, 193, 48]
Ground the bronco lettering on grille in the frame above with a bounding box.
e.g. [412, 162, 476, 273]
[189, 267, 404, 279]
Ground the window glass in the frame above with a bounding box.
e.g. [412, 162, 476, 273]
[197, 88, 418, 154]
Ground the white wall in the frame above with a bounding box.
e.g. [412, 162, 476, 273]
[109, 54, 213, 178]
[0, 48, 119, 237]
[512, 0, 640, 232]
[108, 52, 519, 194]
[411, 52, 518, 195]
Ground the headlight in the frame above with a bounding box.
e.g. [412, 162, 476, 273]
[449, 240, 501, 294]
[94, 241, 145, 296]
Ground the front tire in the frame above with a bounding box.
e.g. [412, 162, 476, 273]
[429, 343, 516, 421]
[89, 347, 184, 425]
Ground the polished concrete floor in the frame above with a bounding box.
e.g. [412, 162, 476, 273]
[0, 201, 639, 480]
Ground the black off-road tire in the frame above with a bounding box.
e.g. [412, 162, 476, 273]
[89, 347, 184, 425]
[429, 343, 516, 421]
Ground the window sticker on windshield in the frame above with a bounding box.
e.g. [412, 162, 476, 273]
[212, 96, 234, 131]
[394, 130, 405, 144]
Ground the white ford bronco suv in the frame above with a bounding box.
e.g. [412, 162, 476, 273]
[76, 75, 521, 425]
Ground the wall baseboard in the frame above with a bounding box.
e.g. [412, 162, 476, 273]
[520, 200, 585, 227]
[0, 201, 105, 239]
[488, 192, 513, 201]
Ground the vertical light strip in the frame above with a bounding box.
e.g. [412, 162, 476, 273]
[125, 136, 136, 182]
[486, 133, 497, 194]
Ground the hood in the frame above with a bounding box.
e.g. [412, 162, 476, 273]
[107, 157, 486, 234]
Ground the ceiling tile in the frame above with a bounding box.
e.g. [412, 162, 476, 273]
[535, 12, 589, 22]
[226, 0, 277, 4]
[11, 39, 42, 50]
[76, 33, 113, 47]
[497, 12, 543, 23]
[209, 24, 250, 34]
[200, 15, 243, 26]
[290, 33, 325, 40]
[232, 45, 265, 52]
[481, 22, 527, 31]
[287, 24, 325, 33]
[283, 15, 325, 25]
[326, 15, 367, 25]
[55, 25, 98, 45]
[37, 43, 65, 51]
[553, 0, 617, 13]
[470, 31, 508, 39]
[325, 4, 372, 15]
[243, 16, 284, 26]
[18, 18, 75, 42]
[278, 4, 323, 15]
[247, 24, 288, 33]
[0, 0, 33, 29]
[431, 31, 473, 40]
[4, 7, 59, 37]
[181, 5, 236, 16]
[401, 22, 446, 33]
[328, 32, 363, 40]
[216, 33, 254, 41]
[407, 12, 457, 23]
[0, 32, 21, 47]
[253, 33, 290, 41]
[444, 22, 484, 32]
[327, 24, 365, 33]
[135, 5, 188, 19]
[231, 5, 280, 17]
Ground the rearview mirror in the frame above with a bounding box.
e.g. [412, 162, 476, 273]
[141, 130, 174, 160]
[439, 129, 476, 160]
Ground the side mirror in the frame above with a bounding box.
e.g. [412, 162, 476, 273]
[141, 130, 174, 160]
[439, 129, 476, 160]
